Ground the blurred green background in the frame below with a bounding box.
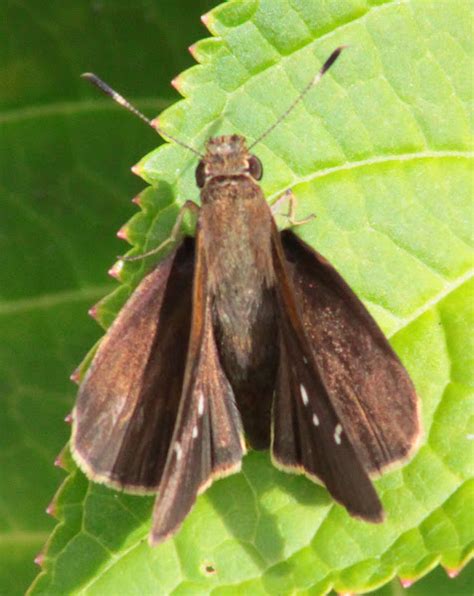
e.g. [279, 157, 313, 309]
[0, 2, 215, 593]
[0, 1, 471, 594]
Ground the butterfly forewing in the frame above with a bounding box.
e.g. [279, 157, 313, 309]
[280, 230, 421, 474]
[72, 238, 195, 491]
[150, 227, 245, 544]
[271, 225, 384, 522]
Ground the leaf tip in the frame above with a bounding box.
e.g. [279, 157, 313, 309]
[108, 260, 123, 280]
[188, 43, 198, 59]
[131, 194, 141, 206]
[444, 566, 462, 579]
[34, 551, 45, 567]
[116, 226, 129, 242]
[399, 577, 415, 588]
[70, 367, 81, 385]
[45, 499, 57, 517]
[131, 163, 142, 177]
[171, 75, 183, 93]
[54, 453, 67, 470]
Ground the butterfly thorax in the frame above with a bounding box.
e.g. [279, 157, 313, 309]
[198, 134, 275, 360]
[200, 175, 276, 370]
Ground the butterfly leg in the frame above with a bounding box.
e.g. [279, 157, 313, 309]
[271, 189, 316, 228]
[121, 200, 201, 262]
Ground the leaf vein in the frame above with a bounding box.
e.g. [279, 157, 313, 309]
[389, 269, 473, 337]
[0, 284, 112, 316]
[278, 151, 473, 199]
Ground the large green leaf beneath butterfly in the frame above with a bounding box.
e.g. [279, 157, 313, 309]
[10, 0, 472, 594]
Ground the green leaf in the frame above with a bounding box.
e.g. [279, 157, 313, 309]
[2, 0, 470, 594]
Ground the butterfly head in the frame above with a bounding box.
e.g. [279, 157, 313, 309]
[195, 134, 263, 188]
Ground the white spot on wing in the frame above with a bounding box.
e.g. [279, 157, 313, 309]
[198, 391, 204, 416]
[300, 384, 309, 406]
[334, 424, 343, 445]
[174, 442, 182, 460]
[312, 413, 319, 426]
[192, 425, 198, 439]
[303, 356, 308, 364]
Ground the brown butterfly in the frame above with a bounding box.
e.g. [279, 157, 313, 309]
[72, 48, 421, 545]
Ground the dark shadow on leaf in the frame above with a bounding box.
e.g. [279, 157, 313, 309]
[207, 450, 333, 564]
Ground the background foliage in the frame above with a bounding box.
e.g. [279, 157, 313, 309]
[0, 0, 472, 594]
[0, 1, 215, 593]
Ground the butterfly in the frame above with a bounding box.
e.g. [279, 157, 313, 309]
[71, 48, 421, 545]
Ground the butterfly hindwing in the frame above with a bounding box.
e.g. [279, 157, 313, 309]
[72, 238, 195, 491]
[271, 225, 384, 522]
[280, 229, 421, 475]
[150, 226, 245, 544]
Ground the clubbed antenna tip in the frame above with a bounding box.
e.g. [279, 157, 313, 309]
[81, 72, 202, 157]
[320, 45, 348, 75]
[249, 45, 348, 150]
[81, 72, 155, 129]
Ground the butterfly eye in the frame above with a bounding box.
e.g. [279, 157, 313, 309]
[248, 155, 263, 180]
[195, 160, 207, 188]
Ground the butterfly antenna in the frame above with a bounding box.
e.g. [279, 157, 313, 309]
[81, 73, 203, 158]
[248, 46, 347, 150]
